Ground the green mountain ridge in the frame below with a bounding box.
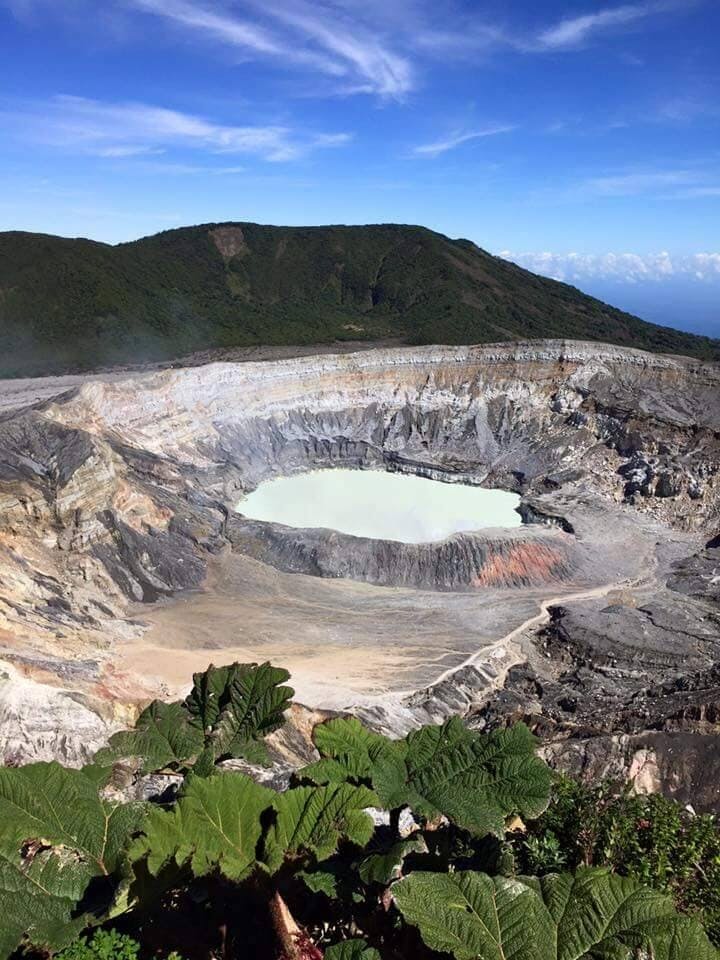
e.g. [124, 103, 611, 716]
[1, 221, 717, 377]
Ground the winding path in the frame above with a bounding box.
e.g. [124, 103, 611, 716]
[421, 570, 657, 697]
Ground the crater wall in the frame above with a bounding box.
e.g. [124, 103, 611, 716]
[0, 340, 718, 803]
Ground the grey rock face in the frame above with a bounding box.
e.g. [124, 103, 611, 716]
[228, 515, 576, 591]
[472, 542, 720, 810]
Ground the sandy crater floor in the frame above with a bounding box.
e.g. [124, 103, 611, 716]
[118, 548, 543, 709]
[117, 513, 664, 713]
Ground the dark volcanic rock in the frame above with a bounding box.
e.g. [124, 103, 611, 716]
[472, 542, 720, 809]
[228, 515, 575, 591]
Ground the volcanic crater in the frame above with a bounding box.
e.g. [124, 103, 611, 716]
[1, 340, 719, 806]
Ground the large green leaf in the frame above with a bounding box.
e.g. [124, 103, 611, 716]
[532, 870, 719, 960]
[400, 720, 552, 836]
[185, 663, 240, 732]
[302, 716, 551, 837]
[206, 662, 294, 761]
[135, 773, 377, 883]
[95, 701, 204, 773]
[0, 763, 145, 958]
[132, 772, 276, 882]
[298, 716, 395, 785]
[264, 783, 378, 872]
[325, 940, 381, 960]
[393, 868, 719, 960]
[357, 835, 428, 886]
[95, 662, 293, 775]
[0, 850, 88, 958]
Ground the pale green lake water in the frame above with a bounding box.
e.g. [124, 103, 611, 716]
[239, 469, 521, 544]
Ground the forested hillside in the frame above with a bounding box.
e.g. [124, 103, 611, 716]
[1, 221, 718, 377]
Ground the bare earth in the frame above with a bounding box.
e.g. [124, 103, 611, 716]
[116, 548, 545, 709]
[114, 545, 655, 712]
[0, 340, 716, 782]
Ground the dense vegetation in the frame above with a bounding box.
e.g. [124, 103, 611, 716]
[1, 222, 718, 377]
[2, 661, 718, 960]
[511, 777, 720, 946]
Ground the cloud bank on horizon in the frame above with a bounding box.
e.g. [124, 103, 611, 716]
[503, 251, 720, 285]
[0, 0, 718, 332]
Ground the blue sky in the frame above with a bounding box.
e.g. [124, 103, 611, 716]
[1, 0, 718, 332]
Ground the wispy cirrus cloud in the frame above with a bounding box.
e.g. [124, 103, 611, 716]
[536, 3, 657, 50]
[4, 0, 695, 101]
[2, 95, 352, 163]
[413, 125, 515, 158]
[128, 0, 414, 98]
[579, 168, 703, 196]
[502, 250, 720, 284]
[414, 0, 687, 59]
[129, 0, 345, 76]
[260, 0, 414, 97]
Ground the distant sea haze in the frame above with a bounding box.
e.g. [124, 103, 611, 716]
[502, 252, 720, 339]
[582, 278, 720, 339]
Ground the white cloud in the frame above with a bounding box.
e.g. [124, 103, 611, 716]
[500, 250, 720, 284]
[579, 169, 701, 196]
[131, 0, 281, 55]
[411, 0, 685, 60]
[6, 0, 693, 99]
[128, 0, 414, 98]
[260, 1, 414, 97]
[413, 125, 515, 158]
[536, 3, 654, 50]
[2, 95, 352, 162]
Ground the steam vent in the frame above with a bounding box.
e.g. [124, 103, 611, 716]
[1, 340, 719, 808]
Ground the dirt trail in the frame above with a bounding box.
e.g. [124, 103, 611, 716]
[422, 570, 657, 695]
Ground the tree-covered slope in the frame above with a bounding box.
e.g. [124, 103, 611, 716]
[1, 221, 718, 377]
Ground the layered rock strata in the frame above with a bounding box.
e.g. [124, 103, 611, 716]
[0, 340, 718, 802]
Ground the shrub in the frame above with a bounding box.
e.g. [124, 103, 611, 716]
[0, 664, 716, 960]
[513, 776, 720, 945]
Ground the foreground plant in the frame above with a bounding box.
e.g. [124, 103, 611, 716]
[393, 867, 718, 960]
[0, 763, 145, 957]
[298, 715, 552, 837]
[0, 661, 716, 960]
[95, 661, 293, 774]
[514, 776, 720, 946]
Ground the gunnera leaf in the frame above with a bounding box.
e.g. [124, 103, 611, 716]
[132, 772, 276, 882]
[0, 763, 145, 959]
[398, 719, 552, 837]
[299, 716, 404, 787]
[304, 716, 551, 838]
[94, 700, 204, 774]
[393, 867, 719, 960]
[95, 662, 294, 777]
[263, 783, 378, 873]
[357, 835, 428, 886]
[205, 662, 294, 761]
[325, 940, 381, 960]
[185, 663, 242, 733]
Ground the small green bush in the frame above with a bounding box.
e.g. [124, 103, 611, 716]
[56, 931, 140, 960]
[513, 776, 720, 945]
[56, 930, 186, 960]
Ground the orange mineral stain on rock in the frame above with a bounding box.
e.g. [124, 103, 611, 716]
[474, 542, 569, 588]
